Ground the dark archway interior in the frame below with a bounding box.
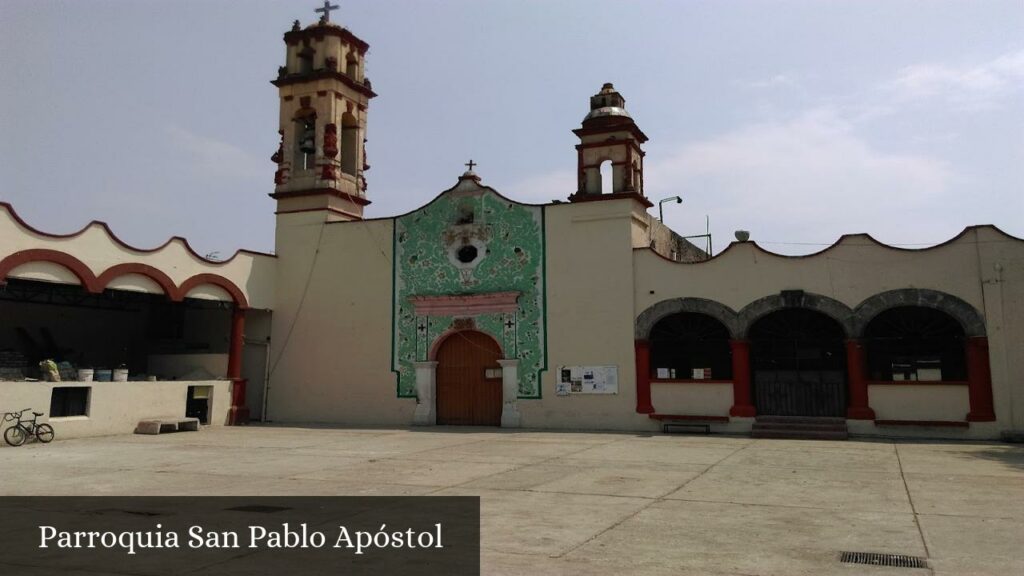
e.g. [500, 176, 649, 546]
[649, 312, 732, 380]
[749, 308, 847, 416]
[0, 278, 230, 381]
[864, 306, 966, 381]
[750, 308, 846, 371]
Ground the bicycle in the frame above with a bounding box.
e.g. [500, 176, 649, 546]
[3, 409, 55, 446]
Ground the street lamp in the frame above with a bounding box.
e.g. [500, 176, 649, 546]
[658, 195, 682, 222]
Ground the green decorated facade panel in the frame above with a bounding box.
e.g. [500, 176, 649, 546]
[392, 176, 546, 398]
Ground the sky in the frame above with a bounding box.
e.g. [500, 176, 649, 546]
[1, 0, 1021, 257]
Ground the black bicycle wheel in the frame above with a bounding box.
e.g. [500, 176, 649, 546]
[4, 425, 27, 447]
[35, 423, 55, 443]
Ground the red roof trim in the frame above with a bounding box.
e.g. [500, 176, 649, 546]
[635, 225, 1024, 265]
[0, 248, 249, 309]
[0, 249, 100, 292]
[0, 201, 275, 265]
[178, 273, 249, 309]
[96, 263, 178, 298]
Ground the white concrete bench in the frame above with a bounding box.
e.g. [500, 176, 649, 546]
[134, 417, 200, 435]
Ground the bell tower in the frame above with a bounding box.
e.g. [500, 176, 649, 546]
[269, 3, 376, 221]
[569, 83, 649, 204]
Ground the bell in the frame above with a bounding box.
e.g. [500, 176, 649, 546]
[299, 123, 316, 154]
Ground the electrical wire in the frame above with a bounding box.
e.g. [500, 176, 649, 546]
[267, 219, 327, 377]
[755, 239, 1022, 247]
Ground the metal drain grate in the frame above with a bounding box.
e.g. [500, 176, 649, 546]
[225, 505, 292, 513]
[840, 551, 928, 569]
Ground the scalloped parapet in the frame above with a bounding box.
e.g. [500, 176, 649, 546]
[632, 223, 1024, 324]
[0, 202, 275, 309]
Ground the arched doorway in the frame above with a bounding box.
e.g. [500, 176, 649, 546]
[435, 330, 503, 426]
[750, 309, 847, 417]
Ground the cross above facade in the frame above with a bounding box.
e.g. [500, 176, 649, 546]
[315, 1, 339, 23]
[465, 159, 477, 172]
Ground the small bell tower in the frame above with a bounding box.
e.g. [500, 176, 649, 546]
[269, 3, 376, 221]
[569, 83, 649, 204]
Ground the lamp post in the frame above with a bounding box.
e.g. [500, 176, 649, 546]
[658, 195, 682, 222]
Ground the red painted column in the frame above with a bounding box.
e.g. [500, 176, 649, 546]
[635, 340, 654, 414]
[845, 339, 875, 420]
[966, 336, 996, 422]
[227, 307, 250, 425]
[729, 340, 756, 417]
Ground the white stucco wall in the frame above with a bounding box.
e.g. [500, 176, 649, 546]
[265, 196, 662, 431]
[0, 380, 231, 444]
[518, 198, 655, 431]
[869, 384, 970, 422]
[266, 212, 411, 425]
[261, 190, 1024, 439]
[650, 383, 734, 417]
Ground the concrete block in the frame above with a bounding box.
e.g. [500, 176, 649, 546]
[134, 418, 200, 435]
[178, 418, 200, 432]
[134, 421, 163, 435]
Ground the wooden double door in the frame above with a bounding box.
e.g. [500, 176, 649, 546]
[436, 331, 503, 426]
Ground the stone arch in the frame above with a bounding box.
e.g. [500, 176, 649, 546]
[852, 288, 985, 337]
[0, 248, 100, 292]
[599, 159, 613, 194]
[636, 297, 740, 339]
[340, 111, 360, 176]
[176, 273, 249, 309]
[736, 291, 854, 338]
[96, 263, 178, 298]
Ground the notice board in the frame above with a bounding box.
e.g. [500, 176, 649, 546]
[556, 365, 618, 395]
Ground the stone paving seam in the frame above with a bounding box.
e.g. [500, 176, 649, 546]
[657, 496, 917, 514]
[548, 436, 754, 560]
[896, 443, 932, 560]
[432, 434, 633, 494]
[469, 486, 664, 502]
[377, 437, 507, 458]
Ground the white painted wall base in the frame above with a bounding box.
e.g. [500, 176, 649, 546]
[499, 359, 521, 428]
[412, 361, 438, 425]
[0, 380, 230, 445]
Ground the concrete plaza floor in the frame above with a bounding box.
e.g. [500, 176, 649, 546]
[2, 426, 1022, 575]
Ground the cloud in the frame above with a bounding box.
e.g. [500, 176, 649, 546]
[503, 169, 577, 204]
[646, 108, 958, 251]
[506, 108, 958, 254]
[738, 74, 796, 90]
[889, 49, 1024, 111]
[163, 123, 264, 181]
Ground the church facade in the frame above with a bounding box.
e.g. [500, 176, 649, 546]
[2, 13, 1023, 441]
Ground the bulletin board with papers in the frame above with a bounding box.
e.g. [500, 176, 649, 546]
[556, 365, 618, 395]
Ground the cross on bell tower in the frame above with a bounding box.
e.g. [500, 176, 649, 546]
[269, 8, 377, 221]
[315, 1, 338, 23]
